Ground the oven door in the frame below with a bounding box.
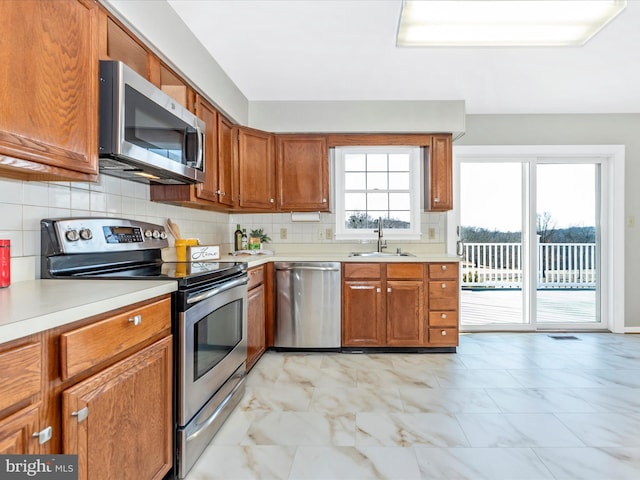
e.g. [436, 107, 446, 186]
[178, 276, 247, 425]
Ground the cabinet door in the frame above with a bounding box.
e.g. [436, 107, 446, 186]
[386, 280, 425, 346]
[247, 283, 266, 371]
[0, 0, 99, 181]
[217, 115, 236, 208]
[0, 405, 40, 455]
[426, 134, 453, 211]
[62, 337, 172, 480]
[236, 127, 275, 210]
[342, 281, 385, 346]
[194, 97, 220, 203]
[276, 135, 329, 211]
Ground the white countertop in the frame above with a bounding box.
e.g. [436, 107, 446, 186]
[0, 253, 458, 345]
[0, 279, 177, 344]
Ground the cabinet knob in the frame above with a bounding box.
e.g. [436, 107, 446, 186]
[441, 283, 447, 289]
[434, 197, 440, 203]
[376, 287, 381, 293]
[441, 265, 447, 271]
[322, 198, 327, 203]
[129, 314, 142, 326]
[441, 330, 447, 336]
[216, 190, 226, 196]
[441, 313, 447, 319]
[269, 198, 275, 203]
[387, 287, 392, 293]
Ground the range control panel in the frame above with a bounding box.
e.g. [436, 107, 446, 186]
[41, 218, 169, 254]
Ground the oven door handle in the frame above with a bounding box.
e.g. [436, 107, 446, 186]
[186, 276, 247, 304]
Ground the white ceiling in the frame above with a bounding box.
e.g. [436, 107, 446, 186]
[167, 0, 640, 115]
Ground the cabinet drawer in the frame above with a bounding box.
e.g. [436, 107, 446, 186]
[0, 342, 42, 412]
[429, 327, 458, 346]
[344, 263, 382, 279]
[60, 297, 171, 380]
[386, 263, 423, 279]
[428, 263, 458, 280]
[429, 311, 458, 327]
[247, 265, 264, 290]
[428, 281, 458, 310]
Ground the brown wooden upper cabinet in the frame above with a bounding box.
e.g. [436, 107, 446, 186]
[0, 0, 99, 182]
[236, 127, 276, 210]
[276, 135, 330, 212]
[425, 133, 453, 211]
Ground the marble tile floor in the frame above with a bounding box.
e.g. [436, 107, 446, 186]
[185, 332, 640, 480]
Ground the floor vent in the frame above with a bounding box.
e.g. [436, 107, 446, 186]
[548, 335, 581, 340]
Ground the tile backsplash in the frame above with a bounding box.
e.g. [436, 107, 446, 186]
[1, 175, 446, 282]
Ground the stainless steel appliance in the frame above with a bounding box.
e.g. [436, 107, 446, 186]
[99, 60, 205, 185]
[40, 218, 247, 479]
[274, 262, 341, 350]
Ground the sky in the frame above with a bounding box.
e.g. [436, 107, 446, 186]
[460, 162, 597, 232]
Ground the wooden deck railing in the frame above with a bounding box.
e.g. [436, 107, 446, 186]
[461, 242, 596, 289]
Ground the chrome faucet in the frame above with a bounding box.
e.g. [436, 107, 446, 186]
[374, 217, 387, 253]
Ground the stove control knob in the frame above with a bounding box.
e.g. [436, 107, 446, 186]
[152, 230, 161, 239]
[79, 228, 93, 240]
[144, 230, 153, 238]
[65, 229, 80, 242]
[159, 230, 167, 240]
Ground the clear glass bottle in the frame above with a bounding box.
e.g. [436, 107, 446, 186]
[241, 229, 248, 250]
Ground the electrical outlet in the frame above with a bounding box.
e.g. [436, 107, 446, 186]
[325, 228, 333, 239]
[428, 227, 436, 240]
[280, 228, 288, 239]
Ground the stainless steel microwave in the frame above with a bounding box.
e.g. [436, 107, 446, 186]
[98, 60, 205, 185]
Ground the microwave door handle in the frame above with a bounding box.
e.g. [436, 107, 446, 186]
[196, 126, 204, 170]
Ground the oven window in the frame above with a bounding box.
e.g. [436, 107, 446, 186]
[193, 298, 243, 381]
[125, 85, 193, 164]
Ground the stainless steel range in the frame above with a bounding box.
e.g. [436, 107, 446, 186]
[41, 217, 248, 479]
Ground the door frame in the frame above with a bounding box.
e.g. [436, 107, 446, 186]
[448, 145, 625, 333]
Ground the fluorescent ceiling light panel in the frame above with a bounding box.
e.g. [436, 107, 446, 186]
[397, 0, 627, 46]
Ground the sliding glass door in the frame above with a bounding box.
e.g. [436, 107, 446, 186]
[455, 154, 603, 330]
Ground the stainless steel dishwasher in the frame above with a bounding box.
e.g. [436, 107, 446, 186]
[275, 262, 341, 350]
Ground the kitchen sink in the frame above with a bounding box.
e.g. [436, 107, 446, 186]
[348, 251, 415, 257]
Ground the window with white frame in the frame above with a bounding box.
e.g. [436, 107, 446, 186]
[334, 146, 422, 240]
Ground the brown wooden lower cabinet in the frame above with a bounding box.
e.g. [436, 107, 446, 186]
[62, 336, 172, 480]
[342, 262, 459, 348]
[0, 405, 41, 454]
[0, 294, 173, 479]
[247, 265, 266, 370]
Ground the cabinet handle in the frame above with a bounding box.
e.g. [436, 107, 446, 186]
[441, 313, 447, 319]
[434, 197, 440, 203]
[32, 426, 52, 445]
[129, 314, 142, 326]
[376, 287, 381, 293]
[269, 198, 275, 203]
[441, 265, 447, 271]
[441, 330, 447, 336]
[387, 287, 392, 293]
[71, 407, 89, 423]
[441, 283, 447, 289]
[322, 198, 327, 203]
[216, 190, 226, 196]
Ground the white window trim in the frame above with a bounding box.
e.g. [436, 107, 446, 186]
[334, 145, 422, 241]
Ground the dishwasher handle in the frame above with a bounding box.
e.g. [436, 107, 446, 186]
[276, 266, 340, 272]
